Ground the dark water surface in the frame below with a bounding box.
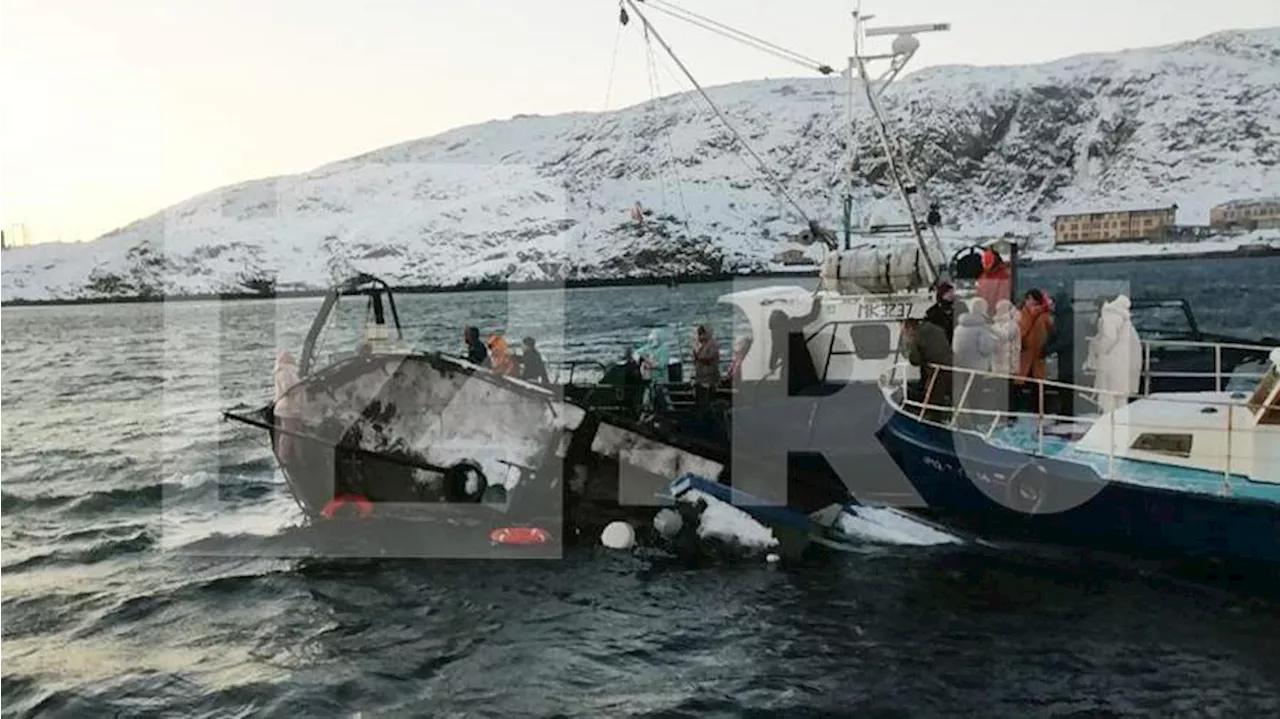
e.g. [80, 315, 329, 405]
[3, 256, 1279, 716]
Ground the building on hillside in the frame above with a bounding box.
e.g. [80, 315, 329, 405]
[1209, 197, 1280, 230]
[773, 246, 816, 266]
[1052, 205, 1178, 245]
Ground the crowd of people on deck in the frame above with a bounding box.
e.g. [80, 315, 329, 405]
[903, 247, 1144, 417]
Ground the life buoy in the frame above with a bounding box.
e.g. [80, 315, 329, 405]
[490, 526, 551, 546]
[443, 461, 488, 503]
[320, 493, 374, 520]
[1005, 462, 1049, 515]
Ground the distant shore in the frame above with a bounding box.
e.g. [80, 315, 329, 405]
[5, 243, 1278, 308]
[1019, 241, 1280, 266]
[0, 270, 809, 308]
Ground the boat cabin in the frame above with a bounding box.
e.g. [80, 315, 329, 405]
[1074, 349, 1280, 483]
[718, 240, 950, 388]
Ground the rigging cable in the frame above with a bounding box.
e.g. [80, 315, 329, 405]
[644, 0, 834, 76]
[646, 40, 693, 234]
[643, 31, 669, 217]
[622, 0, 813, 227]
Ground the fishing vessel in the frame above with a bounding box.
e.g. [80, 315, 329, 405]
[568, 1, 1279, 548]
[873, 344, 1280, 564]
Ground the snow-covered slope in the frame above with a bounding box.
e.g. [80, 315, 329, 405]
[4, 28, 1278, 301]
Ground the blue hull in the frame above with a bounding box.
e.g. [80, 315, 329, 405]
[876, 411, 1280, 565]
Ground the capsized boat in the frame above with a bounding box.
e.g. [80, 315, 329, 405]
[874, 343, 1280, 565]
[222, 274, 726, 552]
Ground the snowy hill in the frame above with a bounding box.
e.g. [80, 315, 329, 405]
[4, 28, 1279, 301]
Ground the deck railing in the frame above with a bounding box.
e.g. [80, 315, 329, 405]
[1138, 338, 1272, 393]
[880, 337, 1277, 490]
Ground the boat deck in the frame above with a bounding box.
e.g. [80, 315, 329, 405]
[987, 419, 1280, 504]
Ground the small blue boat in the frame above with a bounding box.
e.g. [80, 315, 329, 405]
[875, 344, 1280, 565]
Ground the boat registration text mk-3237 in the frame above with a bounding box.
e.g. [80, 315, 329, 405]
[830, 300, 914, 320]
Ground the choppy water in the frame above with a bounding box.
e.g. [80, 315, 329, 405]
[3, 257, 1279, 716]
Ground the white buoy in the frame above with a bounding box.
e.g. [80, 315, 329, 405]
[601, 521, 636, 550]
[652, 508, 683, 539]
[766, 553, 782, 564]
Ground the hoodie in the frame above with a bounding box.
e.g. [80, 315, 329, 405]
[1089, 295, 1143, 411]
[692, 325, 721, 387]
[952, 298, 997, 372]
[991, 300, 1022, 376]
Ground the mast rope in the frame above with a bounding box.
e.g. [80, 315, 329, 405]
[647, 46, 693, 234]
[645, 0, 834, 76]
[623, 0, 814, 228]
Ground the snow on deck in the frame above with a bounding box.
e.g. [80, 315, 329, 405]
[679, 489, 778, 550]
[835, 506, 963, 546]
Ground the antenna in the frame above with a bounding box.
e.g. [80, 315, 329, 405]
[844, 7, 951, 284]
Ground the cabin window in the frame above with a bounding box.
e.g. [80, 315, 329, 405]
[849, 324, 893, 360]
[1130, 433, 1193, 458]
[1248, 366, 1280, 424]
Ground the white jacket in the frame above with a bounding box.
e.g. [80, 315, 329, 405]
[1089, 295, 1143, 411]
[991, 301, 1022, 376]
[952, 298, 997, 372]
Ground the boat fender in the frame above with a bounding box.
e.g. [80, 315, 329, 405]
[1005, 461, 1049, 515]
[443, 461, 488, 503]
[490, 526, 551, 545]
[601, 521, 636, 550]
[320, 493, 374, 520]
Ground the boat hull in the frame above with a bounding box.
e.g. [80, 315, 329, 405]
[876, 409, 1280, 565]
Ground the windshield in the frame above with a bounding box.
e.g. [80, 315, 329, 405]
[309, 294, 368, 370]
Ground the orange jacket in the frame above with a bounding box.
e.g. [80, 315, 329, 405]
[487, 335, 517, 376]
[1018, 304, 1054, 382]
[977, 264, 1012, 309]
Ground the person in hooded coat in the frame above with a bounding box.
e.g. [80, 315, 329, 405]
[904, 317, 954, 413]
[952, 297, 997, 373]
[925, 282, 962, 344]
[518, 337, 549, 384]
[1086, 294, 1143, 413]
[638, 328, 671, 382]
[692, 325, 721, 387]
[991, 299, 1022, 376]
[976, 248, 1012, 309]
[988, 299, 1022, 414]
[273, 350, 303, 463]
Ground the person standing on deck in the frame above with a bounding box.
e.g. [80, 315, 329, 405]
[976, 248, 1012, 309]
[925, 282, 965, 344]
[691, 325, 721, 408]
[487, 334, 517, 376]
[462, 326, 489, 367]
[903, 317, 954, 412]
[1016, 290, 1055, 412]
[1085, 295, 1143, 413]
[519, 337, 549, 384]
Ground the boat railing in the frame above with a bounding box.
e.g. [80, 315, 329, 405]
[879, 348, 1275, 487]
[1138, 337, 1274, 393]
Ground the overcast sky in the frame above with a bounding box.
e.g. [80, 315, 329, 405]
[2, 0, 1278, 244]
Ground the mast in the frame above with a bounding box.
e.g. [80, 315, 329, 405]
[847, 10, 951, 284]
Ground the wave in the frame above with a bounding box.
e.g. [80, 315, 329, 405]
[1, 473, 282, 517]
[2, 529, 157, 573]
